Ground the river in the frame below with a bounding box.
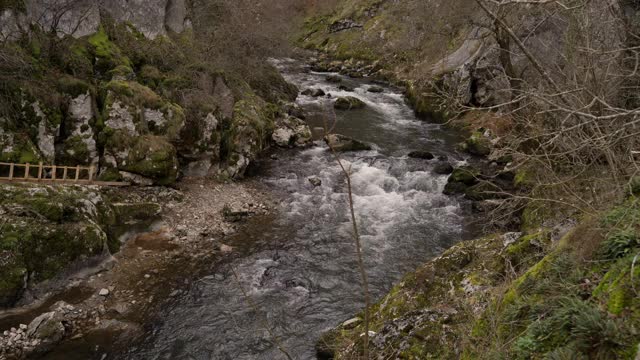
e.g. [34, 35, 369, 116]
[112, 58, 471, 359]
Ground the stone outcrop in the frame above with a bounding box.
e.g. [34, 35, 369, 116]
[0, 0, 190, 40]
[272, 116, 312, 147]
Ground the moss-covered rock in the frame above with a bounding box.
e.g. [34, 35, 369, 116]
[121, 135, 179, 185]
[465, 131, 491, 157]
[334, 96, 366, 110]
[0, 184, 112, 307]
[325, 195, 640, 359]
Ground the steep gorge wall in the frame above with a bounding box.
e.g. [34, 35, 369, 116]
[0, 0, 300, 186]
[1, 0, 189, 40]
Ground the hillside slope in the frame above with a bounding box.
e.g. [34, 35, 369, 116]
[301, 1, 640, 358]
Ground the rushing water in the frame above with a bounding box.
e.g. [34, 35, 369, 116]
[116, 59, 470, 360]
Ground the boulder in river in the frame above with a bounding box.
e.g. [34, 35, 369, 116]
[324, 134, 372, 152]
[272, 116, 312, 148]
[433, 162, 454, 175]
[301, 88, 326, 97]
[334, 96, 366, 110]
[443, 167, 479, 195]
[308, 177, 322, 187]
[367, 85, 384, 93]
[338, 84, 355, 92]
[408, 151, 435, 160]
[326, 75, 342, 83]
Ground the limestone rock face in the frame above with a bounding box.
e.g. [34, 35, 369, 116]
[100, 0, 171, 39]
[62, 93, 99, 166]
[0, 0, 189, 40]
[98, 82, 184, 184]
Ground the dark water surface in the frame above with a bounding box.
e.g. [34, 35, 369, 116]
[112, 59, 471, 360]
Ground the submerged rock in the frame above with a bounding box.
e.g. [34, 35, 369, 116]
[301, 88, 326, 97]
[334, 96, 366, 110]
[308, 177, 322, 187]
[408, 151, 435, 160]
[326, 75, 342, 83]
[367, 85, 384, 93]
[338, 84, 355, 92]
[433, 162, 454, 175]
[324, 134, 372, 152]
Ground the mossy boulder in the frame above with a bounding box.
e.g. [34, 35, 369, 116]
[0, 184, 113, 307]
[87, 26, 131, 75]
[464, 131, 491, 157]
[0, 130, 41, 164]
[121, 135, 179, 185]
[444, 167, 479, 195]
[324, 134, 372, 152]
[220, 92, 278, 178]
[334, 96, 366, 110]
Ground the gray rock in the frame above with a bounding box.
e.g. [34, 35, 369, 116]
[272, 116, 312, 147]
[326, 75, 342, 83]
[341, 317, 361, 329]
[334, 96, 366, 110]
[324, 134, 372, 152]
[301, 88, 326, 97]
[308, 177, 322, 187]
[433, 162, 454, 175]
[502, 232, 523, 247]
[119, 171, 154, 186]
[367, 85, 384, 93]
[408, 151, 434, 160]
[27, 312, 65, 343]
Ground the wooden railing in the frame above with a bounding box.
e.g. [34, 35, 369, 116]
[0, 162, 129, 186]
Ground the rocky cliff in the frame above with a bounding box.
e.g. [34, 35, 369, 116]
[0, 0, 306, 309]
[0, 0, 304, 186]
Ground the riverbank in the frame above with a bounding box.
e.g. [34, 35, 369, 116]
[0, 178, 275, 359]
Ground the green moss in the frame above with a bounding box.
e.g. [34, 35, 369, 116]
[505, 232, 550, 271]
[56, 75, 92, 97]
[122, 135, 178, 185]
[87, 26, 131, 74]
[465, 131, 491, 156]
[108, 65, 135, 80]
[105, 80, 164, 109]
[60, 135, 92, 165]
[449, 167, 479, 185]
[0, 133, 42, 163]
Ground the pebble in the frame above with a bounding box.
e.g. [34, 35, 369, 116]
[99, 288, 110, 296]
[19, 324, 27, 330]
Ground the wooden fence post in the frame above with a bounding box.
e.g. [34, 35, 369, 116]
[38, 162, 43, 180]
[52, 165, 56, 180]
[9, 163, 14, 180]
[88, 166, 94, 183]
[75, 165, 80, 182]
[62, 167, 68, 181]
[24, 163, 29, 179]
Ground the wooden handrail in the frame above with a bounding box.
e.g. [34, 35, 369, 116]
[0, 162, 130, 187]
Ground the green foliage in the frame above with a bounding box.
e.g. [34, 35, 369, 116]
[0, 0, 25, 12]
[56, 75, 93, 97]
[599, 230, 638, 260]
[87, 26, 131, 75]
